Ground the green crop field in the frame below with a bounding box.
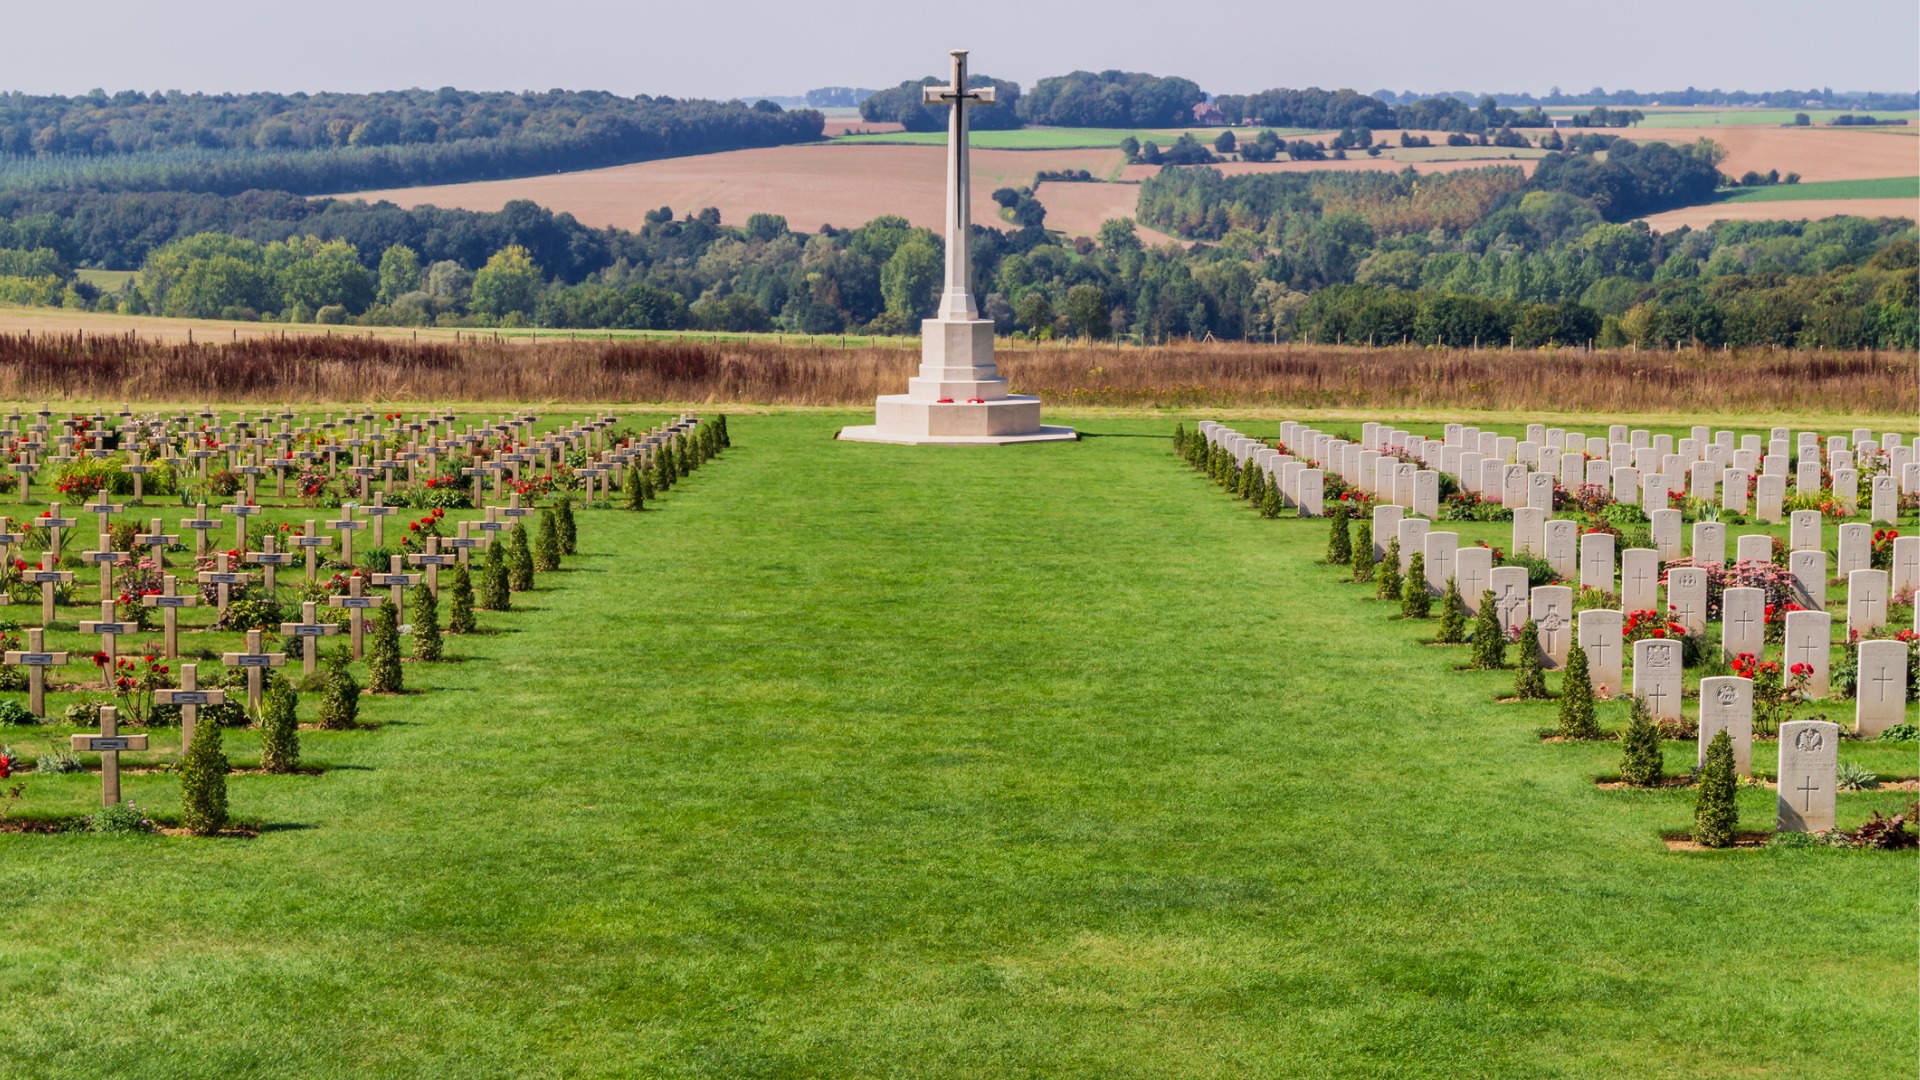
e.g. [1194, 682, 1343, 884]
[1631, 108, 1920, 128]
[73, 269, 139, 291]
[0, 408, 1912, 1077]
[1718, 176, 1920, 203]
[830, 126, 1314, 150]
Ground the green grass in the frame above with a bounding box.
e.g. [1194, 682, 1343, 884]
[74, 269, 138, 291]
[830, 126, 1312, 150]
[1716, 176, 1920, 203]
[0, 409, 1913, 1077]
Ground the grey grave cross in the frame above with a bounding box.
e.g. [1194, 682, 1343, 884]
[4, 627, 69, 718]
[79, 598, 137, 691]
[196, 552, 250, 617]
[26, 551, 73, 625]
[156, 662, 226, 753]
[221, 500, 262, 553]
[363, 492, 398, 549]
[40, 503, 75, 556]
[407, 537, 456, 596]
[245, 534, 298, 595]
[81, 491, 124, 537]
[141, 573, 198, 658]
[279, 601, 340, 678]
[327, 505, 365, 565]
[371, 555, 422, 628]
[122, 441, 151, 502]
[327, 574, 377, 659]
[445, 522, 481, 566]
[72, 705, 147, 807]
[133, 517, 177, 569]
[181, 503, 223, 559]
[293, 519, 334, 582]
[222, 628, 287, 715]
[80, 533, 122, 603]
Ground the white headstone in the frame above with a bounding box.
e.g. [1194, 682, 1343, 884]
[1720, 586, 1766, 662]
[1853, 640, 1908, 737]
[1530, 585, 1573, 669]
[1423, 531, 1458, 597]
[1649, 509, 1682, 560]
[1734, 533, 1773, 567]
[1698, 675, 1753, 776]
[1511, 507, 1545, 557]
[1666, 566, 1708, 637]
[1847, 568, 1889, 637]
[1633, 638, 1683, 721]
[1490, 566, 1530, 633]
[1835, 522, 1870, 577]
[1580, 532, 1615, 596]
[1776, 720, 1838, 833]
[1620, 548, 1659, 614]
[1372, 505, 1402, 562]
[1788, 510, 1822, 553]
[1783, 609, 1831, 698]
[1397, 518, 1430, 574]
[1578, 609, 1624, 697]
[1542, 518, 1577, 581]
[1455, 545, 1493, 615]
[1893, 535, 1920, 599]
[1690, 521, 1726, 567]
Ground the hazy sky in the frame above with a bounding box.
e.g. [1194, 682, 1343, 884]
[7, 0, 1916, 99]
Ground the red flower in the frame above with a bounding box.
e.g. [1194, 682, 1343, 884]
[0, 752, 12, 779]
[92, 651, 108, 666]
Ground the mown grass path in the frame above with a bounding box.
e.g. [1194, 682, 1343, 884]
[1, 411, 1912, 1078]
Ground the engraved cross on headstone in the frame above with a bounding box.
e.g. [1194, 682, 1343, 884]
[921, 49, 996, 321]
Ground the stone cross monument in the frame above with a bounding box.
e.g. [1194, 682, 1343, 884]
[838, 50, 1075, 446]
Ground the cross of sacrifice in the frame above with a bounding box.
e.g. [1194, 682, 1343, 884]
[79, 598, 137, 691]
[328, 574, 377, 659]
[222, 628, 286, 715]
[245, 534, 298, 595]
[408, 537, 456, 595]
[71, 705, 147, 807]
[4, 627, 69, 718]
[293, 519, 333, 582]
[26, 551, 73, 625]
[133, 517, 177, 569]
[371, 555, 422, 628]
[221, 500, 261, 553]
[141, 573, 198, 658]
[363, 492, 397, 549]
[196, 552, 249, 616]
[280, 601, 340, 677]
[181, 502, 222, 558]
[41, 503, 75, 554]
[327, 505, 364, 565]
[81, 491, 123, 536]
[1796, 774, 1820, 811]
[155, 662, 226, 754]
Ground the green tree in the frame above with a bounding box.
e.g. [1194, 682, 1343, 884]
[1435, 577, 1466, 643]
[1401, 553, 1431, 619]
[1258, 481, 1281, 518]
[880, 238, 942, 320]
[377, 244, 423, 304]
[179, 705, 229, 835]
[259, 674, 299, 774]
[447, 564, 477, 633]
[410, 582, 441, 661]
[1063, 284, 1110, 339]
[1470, 592, 1505, 669]
[470, 244, 544, 321]
[1557, 642, 1599, 738]
[1351, 522, 1374, 582]
[1619, 695, 1664, 786]
[1514, 620, 1547, 699]
[534, 509, 561, 572]
[507, 521, 535, 592]
[367, 599, 403, 693]
[317, 649, 361, 729]
[270, 236, 375, 314]
[1693, 729, 1738, 847]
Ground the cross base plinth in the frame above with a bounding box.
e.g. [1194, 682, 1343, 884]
[840, 316, 1075, 446]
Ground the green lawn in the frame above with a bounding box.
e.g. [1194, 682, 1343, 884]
[1717, 176, 1920, 203]
[0, 409, 1913, 1077]
[74, 268, 138, 291]
[830, 126, 1313, 150]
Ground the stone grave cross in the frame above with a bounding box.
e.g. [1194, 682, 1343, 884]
[4, 627, 69, 718]
[327, 574, 377, 658]
[71, 705, 147, 807]
[294, 519, 333, 582]
[26, 551, 73, 625]
[81, 534, 121, 603]
[279, 601, 340, 677]
[133, 517, 178, 569]
[141, 573, 197, 658]
[156, 663, 225, 754]
[196, 552, 248, 616]
[222, 628, 286, 715]
[79, 598, 137, 691]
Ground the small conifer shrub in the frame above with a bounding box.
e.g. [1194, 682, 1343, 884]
[317, 649, 361, 730]
[1377, 540, 1402, 601]
[556, 496, 577, 555]
[1470, 592, 1505, 669]
[1351, 522, 1375, 582]
[1693, 729, 1738, 847]
[1326, 503, 1351, 566]
[367, 600, 403, 694]
[259, 675, 300, 774]
[508, 522, 534, 592]
[534, 510, 561, 572]
[1619, 695, 1665, 786]
[1401, 553, 1432, 619]
[410, 582, 442, 661]
[481, 541, 511, 611]
[1514, 619, 1547, 699]
[447, 564, 477, 633]
[1557, 642, 1599, 738]
[1435, 577, 1466, 643]
[179, 708, 229, 835]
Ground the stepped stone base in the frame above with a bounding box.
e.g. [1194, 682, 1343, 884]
[839, 315, 1075, 445]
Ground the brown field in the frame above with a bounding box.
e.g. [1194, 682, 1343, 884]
[1640, 198, 1920, 232]
[1116, 156, 1540, 183]
[1636, 125, 1917, 182]
[819, 117, 903, 136]
[0, 324, 1904, 416]
[333, 144, 1125, 233]
[1030, 182, 1176, 243]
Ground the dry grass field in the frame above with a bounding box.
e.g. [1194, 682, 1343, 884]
[1637, 125, 1917, 183]
[1639, 198, 1919, 232]
[0, 322, 1904, 417]
[1029, 182, 1174, 243]
[333, 144, 1125, 233]
[1114, 155, 1541, 183]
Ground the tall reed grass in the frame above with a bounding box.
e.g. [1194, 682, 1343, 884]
[1, 331, 1908, 415]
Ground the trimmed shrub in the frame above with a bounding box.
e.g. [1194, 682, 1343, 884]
[1377, 540, 1402, 601]
[1351, 522, 1374, 581]
[1514, 620, 1547, 699]
[1693, 729, 1737, 847]
[1326, 503, 1351, 566]
[447, 564, 477, 633]
[507, 522, 534, 592]
[624, 460, 646, 510]
[534, 510, 561, 572]
[1259, 483, 1281, 518]
[317, 649, 360, 730]
[1557, 642, 1599, 738]
[367, 599, 403, 694]
[715, 414, 730, 448]
[481, 540, 511, 611]
[259, 674, 300, 774]
[556, 497, 577, 555]
[1401, 553, 1432, 619]
[1619, 695, 1665, 786]
[179, 706, 229, 835]
[410, 582, 441, 661]
[1470, 591, 1505, 669]
[1436, 578, 1466, 643]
